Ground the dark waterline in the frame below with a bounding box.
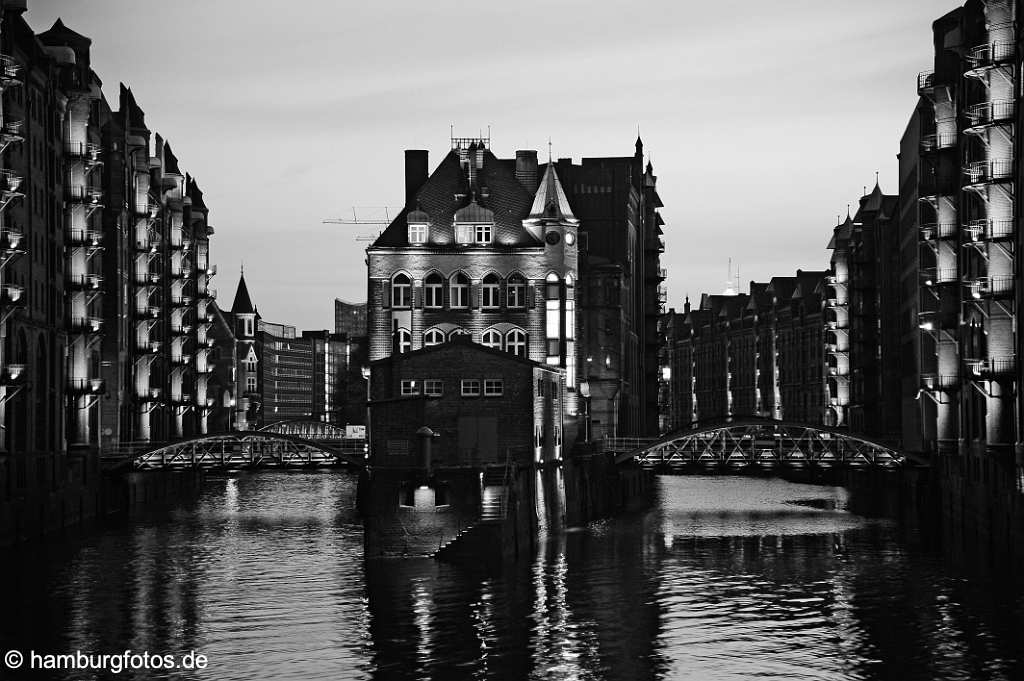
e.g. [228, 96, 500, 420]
[1, 471, 1023, 680]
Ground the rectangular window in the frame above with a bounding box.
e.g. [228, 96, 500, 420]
[246, 376, 257, 392]
[409, 223, 427, 244]
[461, 379, 481, 397]
[400, 380, 419, 395]
[424, 380, 443, 396]
[484, 379, 503, 397]
[455, 225, 473, 244]
[474, 224, 492, 243]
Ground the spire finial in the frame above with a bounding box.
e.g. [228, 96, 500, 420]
[548, 137, 552, 164]
[847, 203, 851, 219]
[241, 261, 244, 276]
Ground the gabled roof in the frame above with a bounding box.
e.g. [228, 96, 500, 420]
[37, 18, 92, 48]
[231, 273, 255, 314]
[528, 163, 576, 221]
[371, 148, 541, 248]
[118, 84, 146, 130]
[163, 140, 181, 175]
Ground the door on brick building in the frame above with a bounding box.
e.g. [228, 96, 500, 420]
[457, 416, 497, 465]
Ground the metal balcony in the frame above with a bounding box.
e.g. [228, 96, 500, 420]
[170, 354, 192, 367]
[965, 275, 1015, 299]
[136, 305, 161, 320]
[68, 377, 105, 395]
[920, 267, 958, 286]
[65, 185, 104, 204]
[0, 169, 23, 193]
[917, 70, 935, 95]
[0, 54, 22, 86]
[964, 159, 1013, 186]
[965, 100, 1016, 129]
[171, 323, 193, 336]
[170, 294, 194, 307]
[197, 288, 218, 301]
[0, 120, 23, 153]
[63, 141, 103, 163]
[0, 363, 26, 385]
[66, 273, 103, 290]
[136, 340, 161, 353]
[1, 225, 23, 251]
[920, 131, 958, 151]
[69, 316, 103, 334]
[966, 41, 1015, 67]
[966, 356, 1016, 378]
[1, 283, 23, 308]
[66, 227, 103, 247]
[919, 222, 958, 241]
[964, 218, 1014, 242]
[133, 271, 160, 286]
[921, 374, 959, 391]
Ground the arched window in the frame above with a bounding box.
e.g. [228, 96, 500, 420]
[507, 273, 526, 308]
[481, 329, 502, 350]
[481, 273, 500, 309]
[424, 273, 444, 308]
[450, 272, 469, 309]
[448, 328, 469, 340]
[396, 328, 411, 354]
[423, 328, 445, 347]
[506, 329, 527, 357]
[392, 273, 411, 308]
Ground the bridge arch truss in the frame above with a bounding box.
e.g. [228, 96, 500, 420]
[132, 431, 365, 470]
[614, 419, 903, 468]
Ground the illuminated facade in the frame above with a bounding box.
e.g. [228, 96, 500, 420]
[366, 139, 580, 419]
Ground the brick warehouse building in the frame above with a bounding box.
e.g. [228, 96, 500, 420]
[661, 270, 829, 430]
[366, 136, 666, 441]
[0, 4, 227, 542]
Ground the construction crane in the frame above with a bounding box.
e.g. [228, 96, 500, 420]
[323, 207, 400, 242]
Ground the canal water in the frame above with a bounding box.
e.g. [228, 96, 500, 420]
[2, 472, 1023, 680]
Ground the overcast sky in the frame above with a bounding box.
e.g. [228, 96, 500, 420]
[33, 0, 952, 330]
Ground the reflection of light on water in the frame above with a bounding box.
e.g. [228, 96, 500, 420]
[472, 579, 496, 675]
[529, 540, 598, 680]
[535, 470, 548, 536]
[225, 477, 239, 514]
[412, 580, 433, 667]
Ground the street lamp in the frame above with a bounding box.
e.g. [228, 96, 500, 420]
[579, 380, 591, 444]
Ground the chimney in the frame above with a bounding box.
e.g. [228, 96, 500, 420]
[404, 150, 429, 208]
[515, 150, 538, 193]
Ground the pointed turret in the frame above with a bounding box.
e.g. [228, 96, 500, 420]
[527, 164, 576, 222]
[231, 272, 255, 315]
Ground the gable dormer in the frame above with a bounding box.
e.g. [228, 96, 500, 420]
[453, 197, 494, 245]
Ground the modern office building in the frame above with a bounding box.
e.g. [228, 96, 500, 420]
[335, 298, 367, 337]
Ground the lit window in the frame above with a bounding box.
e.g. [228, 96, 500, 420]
[392, 274, 411, 308]
[409, 223, 427, 244]
[397, 328, 411, 354]
[424, 273, 443, 308]
[484, 379, 503, 397]
[482, 329, 502, 350]
[506, 329, 527, 357]
[461, 379, 481, 397]
[481, 274, 500, 309]
[423, 328, 444, 346]
[400, 380, 419, 395]
[474, 224, 492, 243]
[450, 273, 469, 308]
[424, 380, 443, 396]
[507, 274, 526, 308]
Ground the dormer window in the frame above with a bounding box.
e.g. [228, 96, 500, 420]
[474, 224, 492, 243]
[409, 223, 427, 244]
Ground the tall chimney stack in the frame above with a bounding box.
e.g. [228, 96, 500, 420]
[404, 150, 429, 207]
[515, 150, 538, 193]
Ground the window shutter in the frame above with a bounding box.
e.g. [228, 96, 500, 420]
[413, 284, 422, 308]
[499, 280, 506, 309]
[527, 283, 535, 309]
[470, 283, 479, 309]
[382, 280, 391, 309]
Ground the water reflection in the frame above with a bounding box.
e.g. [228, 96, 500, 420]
[1, 473, 1023, 680]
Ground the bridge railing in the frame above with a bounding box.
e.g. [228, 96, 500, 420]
[595, 437, 660, 454]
